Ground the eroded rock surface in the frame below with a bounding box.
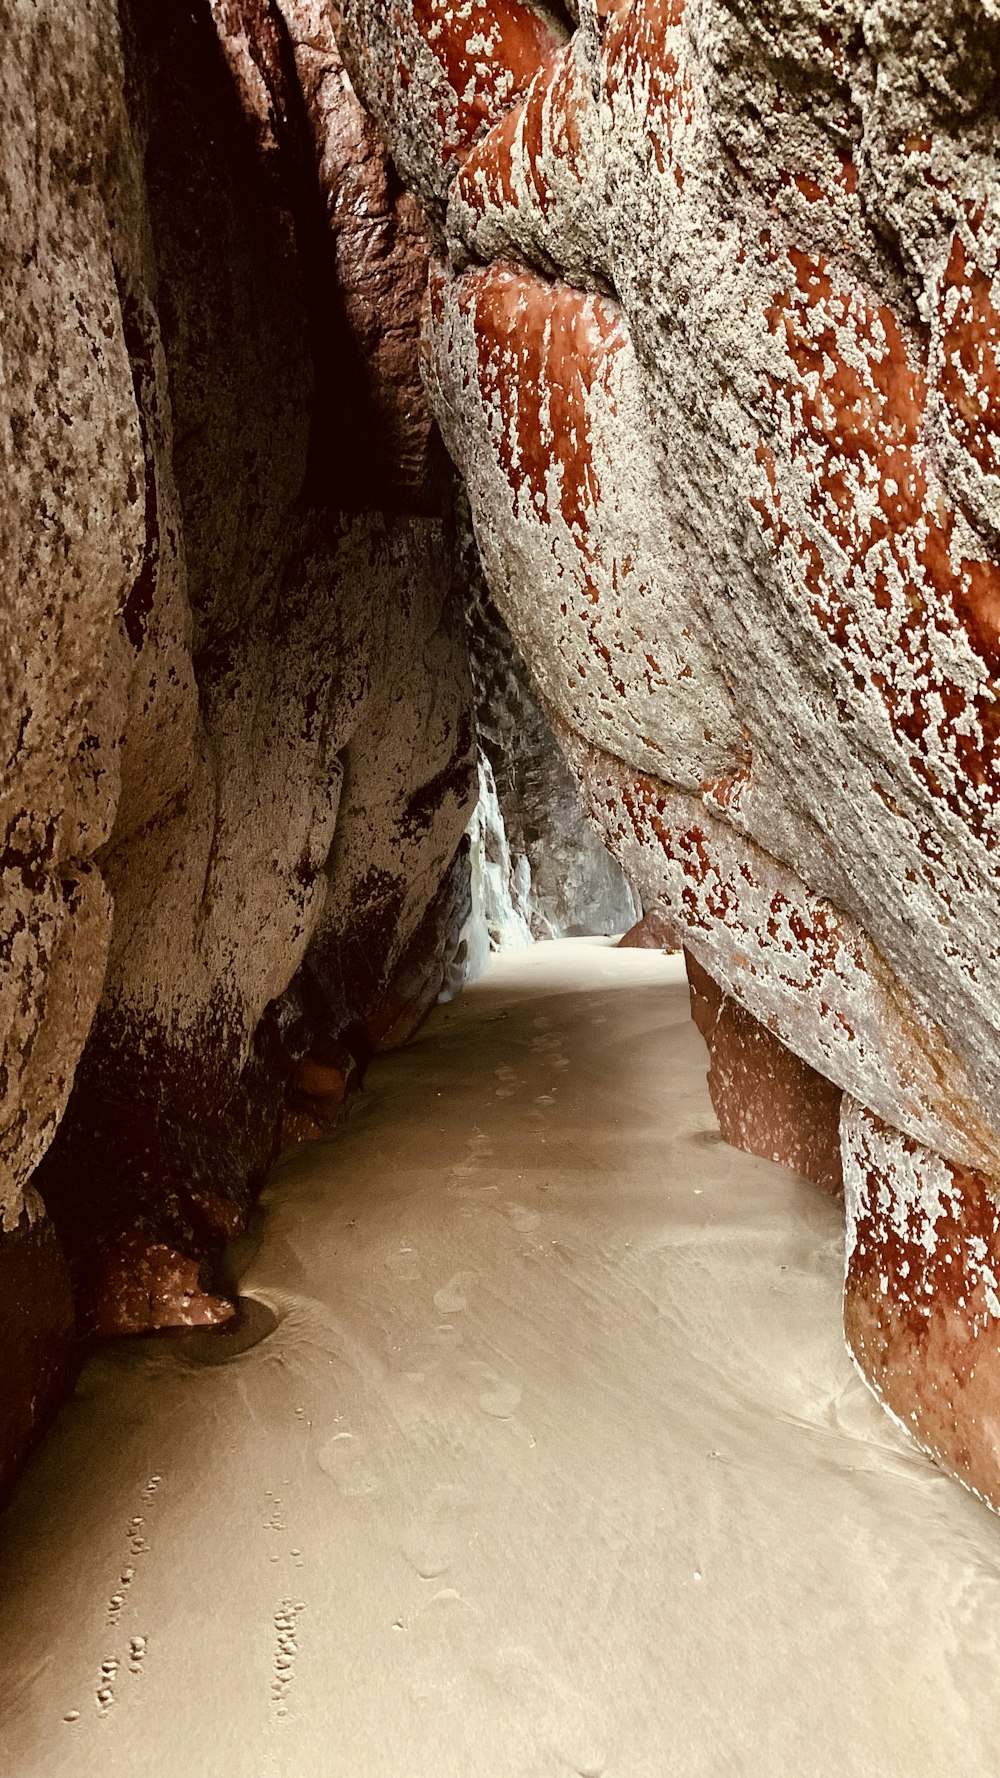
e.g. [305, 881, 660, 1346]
[686, 951, 844, 1197]
[1, 0, 477, 1455]
[464, 508, 638, 941]
[342, 0, 1000, 1505]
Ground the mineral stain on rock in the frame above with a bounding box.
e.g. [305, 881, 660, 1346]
[340, 0, 1000, 1512]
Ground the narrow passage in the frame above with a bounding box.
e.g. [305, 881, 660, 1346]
[1, 941, 997, 1777]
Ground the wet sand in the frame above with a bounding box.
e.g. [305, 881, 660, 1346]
[1, 939, 999, 1776]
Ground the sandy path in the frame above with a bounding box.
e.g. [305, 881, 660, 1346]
[1, 939, 999, 1777]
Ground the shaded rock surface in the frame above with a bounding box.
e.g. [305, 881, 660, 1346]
[618, 910, 682, 951]
[0, 0, 639, 1494]
[686, 950, 844, 1198]
[0, 1199, 75, 1503]
[342, 0, 1000, 1506]
[0, 0, 477, 1421]
[463, 507, 638, 942]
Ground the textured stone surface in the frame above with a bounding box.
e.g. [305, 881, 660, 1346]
[571, 738, 997, 1175]
[2, 0, 475, 1395]
[618, 911, 680, 950]
[211, 0, 447, 508]
[687, 952, 843, 1197]
[464, 509, 638, 941]
[0, 0, 193, 1234]
[340, 0, 569, 227]
[425, 262, 740, 793]
[342, 0, 1000, 1503]
[844, 1102, 1000, 1510]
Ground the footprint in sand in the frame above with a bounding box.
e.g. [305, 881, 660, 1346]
[400, 1527, 453, 1579]
[505, 1202, 541, 1233]
[400, 1484, 474, 1580]
[433, 1271, 477, 1314]
[479, 1380, 522, 1419]
[487, 1645, 608, 1777]
[385, 1247, 421, 1281]
[317, 1432, 381, 1499]
[462, 1360, 522, 1420]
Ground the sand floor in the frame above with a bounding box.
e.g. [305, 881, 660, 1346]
[2, 939, 999, 1777]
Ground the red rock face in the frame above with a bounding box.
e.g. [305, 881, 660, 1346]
[449, 38, 610, 289]
[340, 0, 568, 222]
[342, 0, 1000, 1506]
[617, 910, 680, 949]
[83, 1236, 236, 1342]
[687, 953, 843, 1198]
[751, 251, 1000, 842]
[844, 1104, 1000, 1508]
[290, 1034, 358, 1107]
[937, 225, 1000, 494]
[432, 263, 628, 546]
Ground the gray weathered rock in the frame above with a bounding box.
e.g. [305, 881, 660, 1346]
[463, 507, 637, 942]
[341, 0, 1000, 1509]
[1, 0, 476, 1394]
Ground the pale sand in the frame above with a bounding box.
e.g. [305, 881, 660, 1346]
[2, 939, 999, 1777]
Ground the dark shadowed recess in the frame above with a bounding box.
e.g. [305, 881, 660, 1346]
[33, 0, 470, 1364]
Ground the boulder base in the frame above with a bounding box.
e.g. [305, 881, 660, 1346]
[0, 1208, 75, 1503]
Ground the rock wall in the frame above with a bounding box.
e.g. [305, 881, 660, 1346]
[0, 0, 477, 1480]
[462, 501, 638, 941]
[342, 0, 1000, 1509]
